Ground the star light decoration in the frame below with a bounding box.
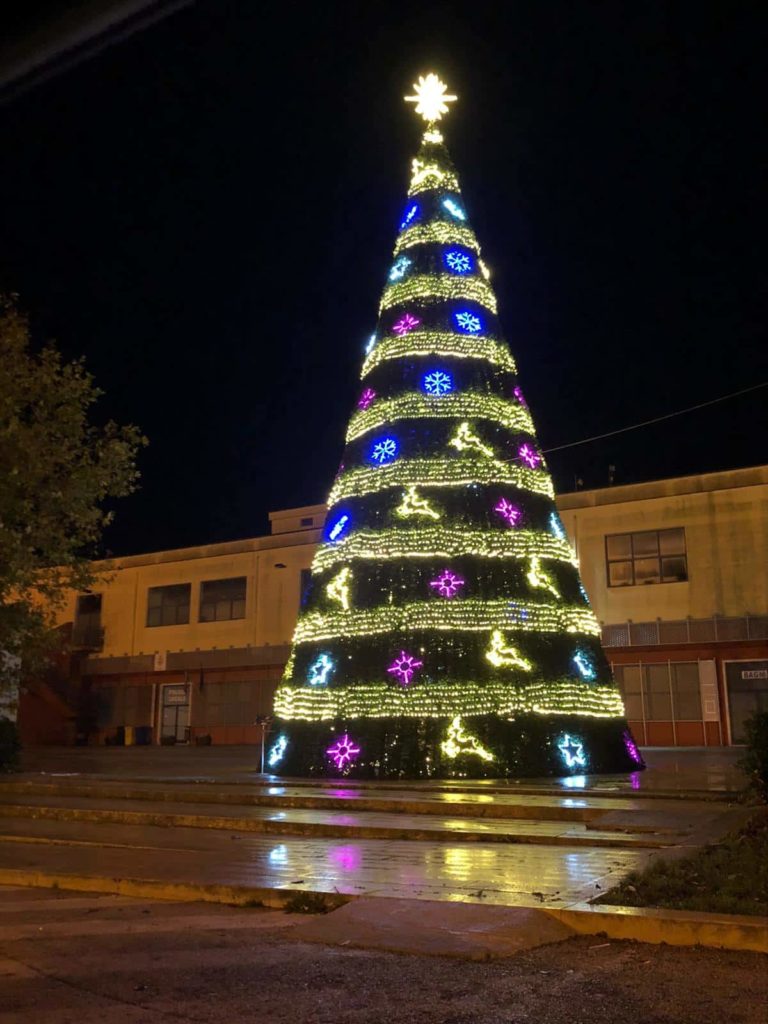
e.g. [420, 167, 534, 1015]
[429, 569, 465, 598]
[494, 498, 522, 527]
[422, 369, 453, 396]
[326, 733, 361, 771]
[404, 72, 457, 123]
[393, 313, 420, 336]
[387, 650, 424, 687]
[308, 653, 335, 687]
[573, 650, 597, 681]
[370, 437, 398, 464]
[267, 734, 288, 768]
[557, 733, 587, 770]
[455, 311, 481, 333]
[389, 255, 412, 282]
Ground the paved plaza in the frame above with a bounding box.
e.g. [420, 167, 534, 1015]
[0, 747, 748, 910]
[1, 886, 765, 1024]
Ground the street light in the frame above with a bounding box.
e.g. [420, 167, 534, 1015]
[254, 714, 273, 774]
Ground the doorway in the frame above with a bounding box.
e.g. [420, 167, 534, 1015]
[724, 660, 768, 743]
[160, 684, 190, 743]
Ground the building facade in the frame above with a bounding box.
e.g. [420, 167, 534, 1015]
[18, 466, 768, 748]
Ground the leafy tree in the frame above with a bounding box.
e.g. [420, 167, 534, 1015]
[0, 295, 146, 725]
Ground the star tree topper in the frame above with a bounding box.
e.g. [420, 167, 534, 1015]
[405, 73, 457, 122]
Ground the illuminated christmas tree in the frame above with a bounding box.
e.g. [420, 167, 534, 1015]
[270, 74, 642, 778]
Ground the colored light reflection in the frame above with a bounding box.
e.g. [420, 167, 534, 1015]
[562, 774, 587, 789]
[330, 844, 362, 871]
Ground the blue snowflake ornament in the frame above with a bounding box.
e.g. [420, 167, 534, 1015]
[370, 437, 398, 464]
[422, 370, 453, 396]
[445, 250, 473, 274]
[455, 311, 482, 334]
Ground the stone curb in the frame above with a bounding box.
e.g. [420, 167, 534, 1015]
[1, 775, 740, 803]
[0, 788, 605, 822]
[0, 802, 670, 848]
[1, 867, 765, 955]
[0, 868, 347, 912]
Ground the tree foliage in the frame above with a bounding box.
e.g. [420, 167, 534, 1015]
[0, 294, 146, 668]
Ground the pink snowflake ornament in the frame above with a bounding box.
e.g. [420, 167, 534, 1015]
[387, 650, 424, 687]
[326, 733, 361, 771]
[429, 569, 465, 598]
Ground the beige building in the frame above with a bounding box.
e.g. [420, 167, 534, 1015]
[19, 466, 768, 749]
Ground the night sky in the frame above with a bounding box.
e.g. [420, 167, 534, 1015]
[2, 2, 766, 557]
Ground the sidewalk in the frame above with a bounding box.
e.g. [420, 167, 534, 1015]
[18, 745, 746, 798]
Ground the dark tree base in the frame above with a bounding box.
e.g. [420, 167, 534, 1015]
[270, 714, 643, 779]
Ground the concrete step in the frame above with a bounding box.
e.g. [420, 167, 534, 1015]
[0, 822, 651, 908]
[0, 779, 693, 824]
[0, 798, 680, 848]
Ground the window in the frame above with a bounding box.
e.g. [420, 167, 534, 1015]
[300, 516, 314, 527]
[606, 528, 687, 587]
[613, 662, 703, 722]
[671, 662, 702, 719]
[73, 593, 103, 647]
[644, 664, 672, 720]
[76, 593, 102, 624]
[199, 577, 246, 622]
[613, 664, 643, 719]
[146, 584, 191, 627]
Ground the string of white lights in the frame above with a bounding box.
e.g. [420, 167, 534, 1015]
[291, 597, 600, 644]
[346, 392, 534, 442]
[311, 525, 577, 573]
[362, 332, 517, 377]
[274, 677, 625, 721]
[327, 457, 554, 506]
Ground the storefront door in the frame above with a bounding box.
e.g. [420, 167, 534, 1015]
[725, 661, 768, 743]
[161, 684, 190, 743]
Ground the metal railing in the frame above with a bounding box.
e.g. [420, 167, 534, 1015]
[601, 614, 768, 647]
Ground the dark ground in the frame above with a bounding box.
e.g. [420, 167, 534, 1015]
[1, 887, 764, 1024]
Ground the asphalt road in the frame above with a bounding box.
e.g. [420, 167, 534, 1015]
[1, 886, 764, 1024]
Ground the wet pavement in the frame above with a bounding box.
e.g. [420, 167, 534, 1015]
[19, 744, 746, 796]
[0, 747, 748, 910]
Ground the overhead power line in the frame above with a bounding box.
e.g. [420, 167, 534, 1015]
[543, 380, 768, 454]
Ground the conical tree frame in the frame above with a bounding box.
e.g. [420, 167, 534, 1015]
[270, 82, 642, 779]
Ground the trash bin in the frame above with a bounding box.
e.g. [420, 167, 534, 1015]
[135, 725, 152, 746]
[124, 725, 135, 746]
